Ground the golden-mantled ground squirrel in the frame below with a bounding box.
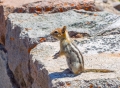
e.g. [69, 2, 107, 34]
[50, 26, 114, 75]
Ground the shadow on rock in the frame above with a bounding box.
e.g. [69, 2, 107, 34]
[49, 69, 80, 80]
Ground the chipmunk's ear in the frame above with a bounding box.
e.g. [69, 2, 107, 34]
[62, 26, 66, 33]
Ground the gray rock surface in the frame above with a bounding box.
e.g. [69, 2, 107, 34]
[75, 35, 120, 54]
[0, 44, 12, 88]
[6, 18, 51, 88]
[31, 35, 120, 88]
[7, 10, 120, 40]
[0, 0, 95, 45]
[6, 10, 120, 88]
[113, 2, 120, 11]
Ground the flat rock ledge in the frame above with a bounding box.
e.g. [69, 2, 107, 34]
[6, 10, 120, 88]
[31, 35, 120, 88]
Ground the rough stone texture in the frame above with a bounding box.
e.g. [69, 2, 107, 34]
[6, 10, 120, 88]
[31, 35, 120, 88]
[6, 10, 120, 41]
[95, 0, 120, 15]
[0, 44, 12, 88]
[6, 18, 51, 88]
[0, 0, 96, 45]
[52, 78, 120, 88]
[2, 0, 95, 13]
[22, 0, 96, 13]
[1, 0, 120, 45]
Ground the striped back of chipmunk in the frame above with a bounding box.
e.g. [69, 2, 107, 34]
[71, 42, 84, 65]
[64, 41, 84, 68]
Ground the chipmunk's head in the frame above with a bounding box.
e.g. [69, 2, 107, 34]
[50, 26, 69, 40]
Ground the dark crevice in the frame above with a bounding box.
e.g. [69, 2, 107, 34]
[28, 56, 34, 87]
[0, 43, 20, 88]
[28, 37, 34, 88]
[68, 31, 91, 38]
[0, 43, 7, 53]
[6, 63, 20, 88]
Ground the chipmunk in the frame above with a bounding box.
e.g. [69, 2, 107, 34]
[50, 26, 114, 75]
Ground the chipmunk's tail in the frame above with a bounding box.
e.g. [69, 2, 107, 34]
[84, 69, 114, 73]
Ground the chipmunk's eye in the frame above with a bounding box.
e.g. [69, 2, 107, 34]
[54, 31, 58, 34]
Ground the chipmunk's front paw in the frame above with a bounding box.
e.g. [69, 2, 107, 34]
[53, 51, 60, 59]
[53, 50, 64, 59]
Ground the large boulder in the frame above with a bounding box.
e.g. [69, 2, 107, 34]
[6, 10, 120, 39]
[0, 0, 95, 45]
[32, 36, 120, 88]
[6, 10, 120, 88]
[1, 0, 120, 45]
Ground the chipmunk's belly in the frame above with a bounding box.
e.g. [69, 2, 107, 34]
[66, 53, 83, 74]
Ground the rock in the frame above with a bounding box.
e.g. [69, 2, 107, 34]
[52, 78, 120, 88]
[0, 44, 12, 88]
[1, 0, 120, 45]
[2, 0, 96, 13]
[6, 18, 51, 88]
[22, 0, 96, 13]
[0, 0, 95, 45]
[95, 0, 120, 15]
[6, 10, 120, 41]
[31, 35, 120, 88]
[113, 2, 120, 11]
[6, 10, 120, 88]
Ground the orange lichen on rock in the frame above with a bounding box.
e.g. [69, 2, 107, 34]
[36, 7, 42, 12]
[66, 82, 71, 86]
[39, 38, 46, 42]
[28, 43, 37, 53]
[18, 8, 24, 13]
[89, 84, 94, 88]
[85, 7, 89, 10]
[59, 8, 63, 12]
[45, 7, 52, 11]
[64, 2, 68, 7]
[94, 14, 98, 16]
[33, 13, 38, 16]
[76, 4, 81, 10]
[70, 3, 75, 7]
[25, 28, 32, 31]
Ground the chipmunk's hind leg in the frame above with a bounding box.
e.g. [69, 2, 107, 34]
[71, 63, 84, 75]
